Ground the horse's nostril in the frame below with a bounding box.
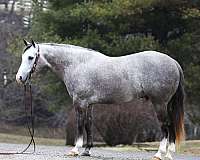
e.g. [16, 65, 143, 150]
[19, 76, 22, 80]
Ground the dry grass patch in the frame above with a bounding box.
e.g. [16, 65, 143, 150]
[104, 140, 200, 156]
[0, 133, 65, 146]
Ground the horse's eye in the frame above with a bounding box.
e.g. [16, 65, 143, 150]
[28, 56, 34, 60]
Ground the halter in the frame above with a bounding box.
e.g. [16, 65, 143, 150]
[26, 45, 40, 85]
[30, 45, 40, 74]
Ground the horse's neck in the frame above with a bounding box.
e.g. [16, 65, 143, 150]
[40, 44, 99, 79]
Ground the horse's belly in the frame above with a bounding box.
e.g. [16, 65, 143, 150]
[93, 81, 136, 104]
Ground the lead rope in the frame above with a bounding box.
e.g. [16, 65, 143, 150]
[20, 83, 35, 154]
[0, 46, 39, 155]
[0, 80, 35, 155]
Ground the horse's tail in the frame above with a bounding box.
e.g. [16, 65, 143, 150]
[168, 62, 185, 147]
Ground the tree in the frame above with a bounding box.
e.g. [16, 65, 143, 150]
[7, 0, 200, 141]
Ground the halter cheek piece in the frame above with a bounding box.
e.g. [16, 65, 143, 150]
[26, 45, 40, 85]
[30, 46, 40, 74]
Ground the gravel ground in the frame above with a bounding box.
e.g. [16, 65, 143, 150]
[0, 143, 199, 160]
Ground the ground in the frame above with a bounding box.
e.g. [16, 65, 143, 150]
[0, 133, 199, 160]
[0, 143, 199, 160]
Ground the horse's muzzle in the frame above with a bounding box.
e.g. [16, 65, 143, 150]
[16, 74, 27, 84]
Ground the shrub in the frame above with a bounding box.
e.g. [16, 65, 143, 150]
[65, 99, 161, 146]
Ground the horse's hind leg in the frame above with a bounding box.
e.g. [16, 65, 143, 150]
[153, 126, 168, 160]
[153, 103, 169, 160]
[81, 105, 93, 156]
[165, 128, 175, 160]
[165, 107, 176, 160]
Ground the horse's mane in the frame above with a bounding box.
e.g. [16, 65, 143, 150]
[41, 43, 97, 53]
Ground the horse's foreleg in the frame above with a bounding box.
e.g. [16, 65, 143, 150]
[81, 105, 93, 156]
[68, 106, 85, 156]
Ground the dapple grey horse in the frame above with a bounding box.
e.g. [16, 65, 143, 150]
[16, 40, 185, 160]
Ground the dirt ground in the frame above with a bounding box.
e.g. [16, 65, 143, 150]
[0, 143, 199, 160]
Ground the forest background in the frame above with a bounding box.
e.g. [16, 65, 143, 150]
[0, 0, 200, 145]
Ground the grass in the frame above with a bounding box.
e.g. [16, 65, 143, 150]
[104, 141, 200, 156]
[180, 140, 200, 155]
[0, 133, 65, 146]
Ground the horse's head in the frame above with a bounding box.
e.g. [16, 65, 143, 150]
[16, 39, 40, 84]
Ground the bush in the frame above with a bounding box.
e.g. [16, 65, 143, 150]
[65, 100, 161, 146]
[94, 100, 161, 146]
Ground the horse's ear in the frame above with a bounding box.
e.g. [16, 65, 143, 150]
[23, 39, 29, 46]
[31, 39, 36, 48]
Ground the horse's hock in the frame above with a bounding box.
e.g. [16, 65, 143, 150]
[66, 100, 161, 146]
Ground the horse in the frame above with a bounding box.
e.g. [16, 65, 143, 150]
[16, 40, 185, 160]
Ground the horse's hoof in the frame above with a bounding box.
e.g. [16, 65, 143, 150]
[164, 157, 173, 160]
[164, 153, 173, 160]
[152, 157, 161, 160]
[81, 150, 91, 156]
[67, 150, 79, 156]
